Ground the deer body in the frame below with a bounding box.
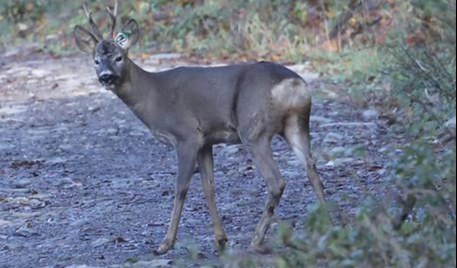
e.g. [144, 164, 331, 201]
[74, 1, 325, 255]
[118, 59, 305, 147]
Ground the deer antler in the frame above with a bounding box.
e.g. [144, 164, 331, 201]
[83, 2, 104, 40]
[106, 0, 118, 39]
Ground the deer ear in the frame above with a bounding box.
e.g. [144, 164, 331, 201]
[73, 26, 98, 53]
[116, 19, 140, 49]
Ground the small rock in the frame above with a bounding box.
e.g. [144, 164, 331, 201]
[57, 177, 76, 187]
[335, 158, 356, 166]
[223, 145, 241, 155]
[445, 116, 456, 130]
[44, 34, 58, 43]
[378, 146, 390, 154]
[362, 108, 379, 121]
[29, 198, 47, 209]
[114, 236, 127, 244]
[325, 157, 355, 167]
[282, 170, 301, 178]
[287, 159, 302, 167]
[148, 221, 164, 227]
[48, 157, 66, 165]
[70, 219, 90, 227]
[18, 23, 29, 31]
[0, 219, 12, 227]
[0, 142, 14, 151]
[59, 144, 74, 151]
[13, 178, 32, 188]
[88, 106, 101, 113]
[31, 69, 50, 78]
[323, 133, 344, 144]
[106, 128, 119, 136]
[129, 131, 145, 137]
[0, 188, 32, 194]
[118, 259, 173, 268]
[65, 265, 103, 268]
[14, 225, 39, 237]
[91, 237, 112, 247]
[323, 90, 339, 99]
[329, 146, 346, 157]
[311, 116, 333, 124]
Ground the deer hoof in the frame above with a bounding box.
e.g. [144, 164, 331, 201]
[215, 237, 228, 252]
[154, 242, 173, 255]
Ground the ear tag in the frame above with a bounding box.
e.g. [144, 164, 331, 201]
[115, 32, 130, 49]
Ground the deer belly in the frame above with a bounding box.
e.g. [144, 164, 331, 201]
[152, 130, 177, 147]
[206, 129, 241, 145]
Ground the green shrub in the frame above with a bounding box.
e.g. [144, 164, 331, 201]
[0, 0, 398, 60]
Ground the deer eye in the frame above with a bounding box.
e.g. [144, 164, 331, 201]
[115, 56, 123, 62]
[94, 59, 100, 65]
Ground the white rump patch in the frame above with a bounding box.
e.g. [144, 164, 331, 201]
[271, 78, 311, 110]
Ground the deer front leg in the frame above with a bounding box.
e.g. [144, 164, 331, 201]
[155, 141, 199, 255]
[197, 145, 228, 252]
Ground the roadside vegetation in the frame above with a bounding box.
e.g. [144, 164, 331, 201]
[1, 0, 455, 267]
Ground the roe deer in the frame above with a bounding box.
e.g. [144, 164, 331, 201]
[73, 0, 325, 255]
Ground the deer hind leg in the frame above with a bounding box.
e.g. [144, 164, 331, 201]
[197, 145, 227, 252]
[284, 113, 325, 203]
[242, 133, 286, 251]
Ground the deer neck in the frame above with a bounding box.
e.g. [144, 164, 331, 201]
[113, 59, 157, 125]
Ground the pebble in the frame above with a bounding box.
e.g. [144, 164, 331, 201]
[0, 219, 12, 227]
[106, 128, 118, 136]
[445, 116, 456, 130]
[222, 145, 241, 155]
[112, 259, 173, 268]
[129, 131, 145, 137]
[14, 226, 39, 238]
[13, 179, 33, 189]
[65, 265, 104, 268]
[329, 146, 346, 157]
[323, 133, 344, 144]
[311, 116, 333, 124]
[287, 159, 302, 167]
[91, 237, 112, 247]
[362, 108, 379, 121]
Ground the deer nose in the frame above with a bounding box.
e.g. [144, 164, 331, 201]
[99, 73, 118, 84]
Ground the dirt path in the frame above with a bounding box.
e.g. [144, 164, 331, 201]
[0, 53, 402, 267]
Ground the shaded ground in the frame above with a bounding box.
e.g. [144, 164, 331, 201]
[0, 52, 405, 268]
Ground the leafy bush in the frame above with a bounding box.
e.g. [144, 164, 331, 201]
[385, 0, 456, 136]
[273, 142, 455, 268]
[0, 0, 45, 39]
[0, 0, 399, 60]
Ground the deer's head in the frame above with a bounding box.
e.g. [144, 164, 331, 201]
[73, 0, 139, 90]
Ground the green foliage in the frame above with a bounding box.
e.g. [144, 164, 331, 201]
[0, 0, 396, 60]
[0, 0, 44, 40]
[0, 0, 45, 23]
[386, 47, 455, 136]
[271, 139, 455, 268]
[278, 191, 455, 267]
